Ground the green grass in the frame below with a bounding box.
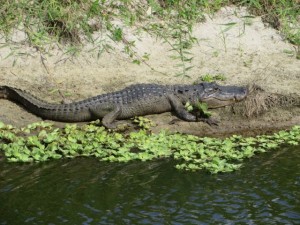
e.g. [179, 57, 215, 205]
[237, 0, 300, 45]
[0, 0, 299, 73]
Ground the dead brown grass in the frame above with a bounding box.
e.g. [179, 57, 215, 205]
[234, 85, 300, 117]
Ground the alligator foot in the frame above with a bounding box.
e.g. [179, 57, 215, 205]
[102, 120, 132, 130]
[169, 117, 219, 126]
[197, 118, 219, 126]
[116, 121, 133, 130]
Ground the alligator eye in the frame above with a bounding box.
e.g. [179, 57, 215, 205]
[206, 87, 219, 94]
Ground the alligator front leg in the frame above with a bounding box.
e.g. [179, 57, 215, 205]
[168, 95, 218, 126]
[90, 104, 122, 129]
[167, 95, 196, 121]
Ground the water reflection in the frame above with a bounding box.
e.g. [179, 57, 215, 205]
[0, 146, 299, 224]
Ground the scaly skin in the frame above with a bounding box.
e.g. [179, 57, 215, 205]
[0, 83, 248, 128]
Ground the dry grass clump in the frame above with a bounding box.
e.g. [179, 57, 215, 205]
[235, 84, 300, 117]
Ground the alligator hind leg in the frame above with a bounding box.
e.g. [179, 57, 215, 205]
[167, 95, 196, 121]
[90, 105, 126, 129]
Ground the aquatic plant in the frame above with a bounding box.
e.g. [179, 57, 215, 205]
[0, 121, 299, 173]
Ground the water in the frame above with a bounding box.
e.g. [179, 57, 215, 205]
[0, 146, 299, 225]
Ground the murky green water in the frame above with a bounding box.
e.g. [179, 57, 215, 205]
[1, 145, 299, 224]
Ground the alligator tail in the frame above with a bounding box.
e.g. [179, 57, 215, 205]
[0, 86, 9, 98]
[0, 86, 92, 122]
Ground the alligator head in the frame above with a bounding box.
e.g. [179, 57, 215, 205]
[200, 82, 248, 108]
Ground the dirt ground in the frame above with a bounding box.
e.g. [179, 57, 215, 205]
[0, 6, 299, 137]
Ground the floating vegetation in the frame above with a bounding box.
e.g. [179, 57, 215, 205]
[0, 121, 299, 174]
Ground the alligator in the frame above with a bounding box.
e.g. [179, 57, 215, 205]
[0, 82, 248, 128]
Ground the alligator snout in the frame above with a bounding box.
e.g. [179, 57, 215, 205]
[201, 85, 248, 108]
[234, 86, 248, 101]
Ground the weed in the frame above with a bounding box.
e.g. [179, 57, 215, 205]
[0, 121, 299, 173]
[185, 101, 212, 118]
[198, 74, 227, 82]
[133, 116, 156, 130]
[235, 0, 300, 46]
